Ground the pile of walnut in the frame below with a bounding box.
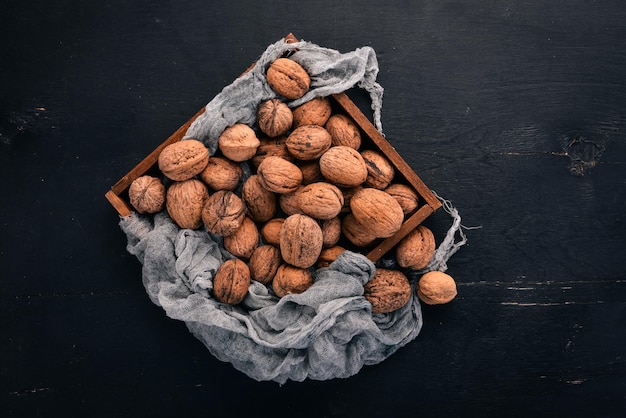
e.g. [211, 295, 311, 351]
[128, 57, 457, 313]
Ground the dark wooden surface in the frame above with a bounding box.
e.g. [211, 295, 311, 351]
[2, 1, 625, 417]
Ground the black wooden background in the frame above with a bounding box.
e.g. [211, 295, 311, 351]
[2, 1, 625, 416]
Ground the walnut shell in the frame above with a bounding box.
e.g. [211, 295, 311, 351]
[286, 125, 332, 160]
[340, 186, 363, 214]
[257, 156, 303, 194]
[257, 99, 293, 137]
[223, 217, 259, 259]
[213, 258, 250, 305]
[316, 245, 345, 268]
[364, 268, 412, 314]
[128, 175, 165, 214]
[325, 114, 361, 149]
[278, 186, 304, 216]
[319, 146, 368, 187]
[158, 139, 209, 181]
[165, 179, 209, 230]
[272, 264, 313, 298]
[341, 213, 377, 248]
[279, 214, 323, 268]
[395, 225, 436, 270]
[320, 216, 341, 248]
[242, 174, 277, 223]
[201, 190, 246, 237]
[249, 245, 282, 285]
[266, 58, 311, 100]
[385, 184, 419, 215]
[199, 156, 243, 191]
[350, 188, 404, 238]
[292, 97, 332, 128]
[299, 160, 325, 185]
[218, 124, 260, 162]
[250, 137, 292, 168]
[298, 182, 344, 220]
[361, 149, 395, 190]
[260, 218, 285, 246]
[417, 271, 458, 305]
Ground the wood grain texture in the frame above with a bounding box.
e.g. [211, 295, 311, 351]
[1, 1, 625, 417]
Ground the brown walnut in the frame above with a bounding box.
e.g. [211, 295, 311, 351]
[417, 271, 458, 305]
[260, 218, 285, 247]
[213, 258, 250, 305]
[292, 97, 332, 128]
[242, 174, 277, 223]
[316, 245, 345, 268]
[272, 265, 313, 298]
[286, 125, 332, 160]
[361, 149, 395, 190]
[396, 225, 436, 270]
[278, 186, 304, 216]
[319, 146, 368, 187]
[257, 99, 293, 138]
[257, 156, 303, 194]
[201, 190, 246, 237]
[165, 179, 209, 230]
[325, 114, 361, 149]
[319, 216, 341, 248]
[250, 137, 292, 168]
[218, 123, 260, 162]
[350, 188, 404, 238]
[385, 184, 419, 215]
[128, 175, 165, 214]
[279, 214, 323, 268]
[341, 213, 377, 248]
[199, 156, 243, 191]
[223, 217, 259, 259]
[266, 58, 311, 100]
[158, 139, 209, 181]
[364, 268, 412, 314]
[297, 182, 344, 220]
[249, 245, 282, 285]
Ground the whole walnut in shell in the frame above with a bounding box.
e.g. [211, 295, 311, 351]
[292, 97, 332, 128]
[286, 125, 332, 160]
[316, 245, 345, 268]
[361, 149, 395, 190]
[223, 217, 259, 259]
[272, 264, 313, 298]
[364, 268, 412, 314]
[257, 156, 303, 194]
[260, 218, 285, 247]
[242, 174, 277, 222]
[350, 188, 404, 238]
[278, 186, 304, 216]
[129, 175, 165, 214]
[250, 137, 293, 169]
[266, 58, 311, 100]
[213, 258, 250, 305]
[319, 216, 341, 248]
[279, 214, 323, 268]
[257, 99, 293, 138]
[202, 190, 246, 237]
[395, 225, 436, 270]
[417, 271, 457, 305]
[158, 139, 209, 181]
[218, 123, 260, 162]
[199, 156, 243, 191]
[319, 146, 368, 187]
[165, 178, 209, 230]
[325, 114, 361, 149]
[299, 160, 325, 185]
[341, 213, 377, 248]
[298, 182, 344, 220]
[249, 245, 282, 285]
[385, 184, 419, 215]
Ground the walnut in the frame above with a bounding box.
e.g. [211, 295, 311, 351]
[417, 271, 457, 305]
[266, 58, 311, 100]
[385, 184, 419, 215]
[319, 146, 368, 187]
[250, 137, 293, 169]
[158, 139, 209, 181]
[325, 114, 361, 149]
[199, 156, 243, 191]
[128, 175, 165, 214]
[339, 186, 363, 214]
[350, 188, 404, 238]
[213, 258, 250, 305]
[257, 99, 293, 137]
[201, 190, 246, 237]
[364, 268, 412, 314]
[257, 156, 303, 194]
[395, 225, 436, 270]
[165, 179, 208, 230]
[341, 213, 377, 248]
[297, 182, 344, 220]
[223, 216, 259, 259]
[286, 125, 332, 160]
[249, 245, 282, 285]
[279, 214, 323, 268]
[292, 97, 332, 128]
[242, 174, 277, 223]
[218, 124, 260, 162]
[272, 265, 313, 298]
[361, 149, 395, 190]
[299, 160, 325, 185]
[260, 218, 285, 246]
[278, 186, 304, 216]
[316, 245, 345, 268]
[319, 216, 341, 248]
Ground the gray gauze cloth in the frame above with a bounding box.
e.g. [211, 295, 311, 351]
[119, 37, 423, 384]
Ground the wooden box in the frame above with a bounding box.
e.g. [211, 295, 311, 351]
[105, 35, 441, 262]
